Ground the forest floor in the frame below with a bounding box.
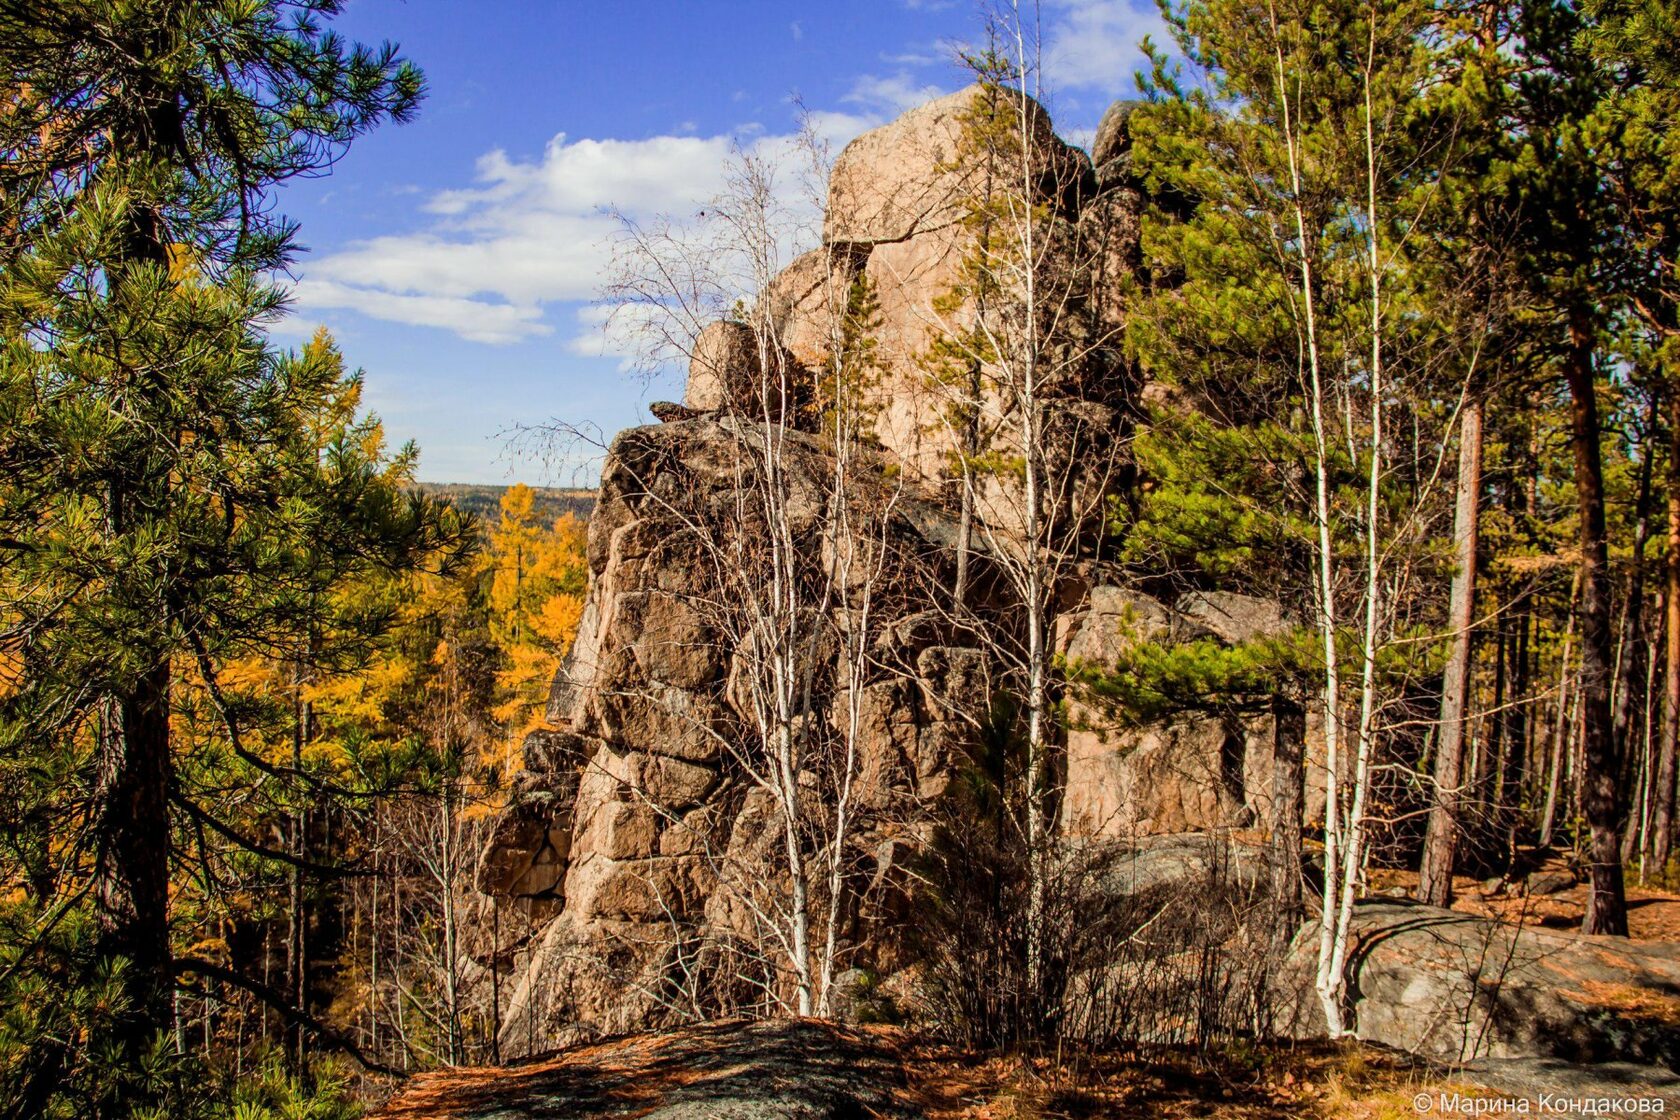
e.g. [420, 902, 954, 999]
[370, 853, 1680, 1118]
[366, 1019, 1678, 1119]
[1367, 852, 1680, 939]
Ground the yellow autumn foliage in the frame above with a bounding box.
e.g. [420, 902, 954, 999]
[484, 486, 587, 742]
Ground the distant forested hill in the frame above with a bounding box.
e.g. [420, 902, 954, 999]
[418, 482, 596, 526]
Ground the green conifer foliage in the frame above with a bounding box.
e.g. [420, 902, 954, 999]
[0, 3, 464, 1113]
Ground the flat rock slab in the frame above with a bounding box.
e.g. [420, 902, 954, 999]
[1459, 1057, 1680, 1106]
[1278, 900, 1680, 1068]
[370, 1019, 918, 1120]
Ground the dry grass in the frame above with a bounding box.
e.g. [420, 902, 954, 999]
[1562, 979, 1680, 1027]
[369, 1021, 1616, 1119]
[889, 1031, 1492, 1120]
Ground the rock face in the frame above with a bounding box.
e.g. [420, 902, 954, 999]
[1057, 586, 1327, 838]
[824, 85, 1083, 248]
[481, 85, 1293, 1054]
[487, 418, 995, 1055]
[742, 83, 1125, 482]
[480, 426, 1319, 1052]
[684, 320, 764, 413]
[475, 88, 1165, 1053]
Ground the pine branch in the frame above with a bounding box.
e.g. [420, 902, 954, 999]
[172, 958, 403, 1077]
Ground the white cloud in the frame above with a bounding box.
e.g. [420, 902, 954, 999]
[843, 71, 950, 117]
[563, 301, 670, 372]
[292, 277, 550, 345]
[1062, 125, 1098, 152]
[296, 115, 894, 347]
[424, 133, 739, 223]
[289, 4, 1173, 350]
[1043, 0, 1166, 94]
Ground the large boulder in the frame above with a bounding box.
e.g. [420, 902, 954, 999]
[684, 85, 1137, 489]
[1278, 901, 1680, 1069]
[684, 319, 791, 418]
[475, 753, 582, 900]
[1177, 590, 1291, 645]
[1059, 586, 1230, 836]
[475, 806, 571, 899]
[856, 229, 975, 479]
[1058, 586, 1324, 839]
[1076, 187, 1143, 326]
[805, 84, 1110, 482]
[755, 246, 859, 372]
[684, 319, 755, 411]
[1090, 98, 1145, 190]
[826, 83, 1077, 247]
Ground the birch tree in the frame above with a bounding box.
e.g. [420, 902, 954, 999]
[1130, 0, 1493, 1033]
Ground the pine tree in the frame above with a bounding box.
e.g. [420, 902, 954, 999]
[0, 2, 463, 1112]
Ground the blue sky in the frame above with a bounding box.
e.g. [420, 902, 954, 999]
[272, 0, 1165, 484]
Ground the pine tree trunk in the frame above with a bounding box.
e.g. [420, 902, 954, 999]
[441, 779, 463, 1064]
[1501, 606, 1532, 866]
[1419, 398, 1483, 906]
[1613, 406, 1656, 866]
[1540, 578, 1580, 847]
[287, 660, 309, 1076]
[96, 661, 175, 1082]
[1565, 309, 1628, 937]
[1612, 392, 1655, 795]
[1653, 383, 1680, 871]
[98, 181, 178, 1103]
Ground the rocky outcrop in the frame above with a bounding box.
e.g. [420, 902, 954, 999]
[468, 84, 1680, 1076]
[685, 320, 801, 418]
[824, 85, 1084, 248]
[1090, 98, 1142, 188]
[476, 86, 1313, 1052]
[1057, 586, 1327, 838]
[744, 83, 1128, 482]
[487, 417, 993, 1054]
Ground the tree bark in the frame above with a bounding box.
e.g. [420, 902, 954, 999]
[1500, 604, 1532, 867]
[1654, 383, 1680, 871]
[1540, 575, 1580, 847]
[287, 659, 310, 1076]
[97, 661, 175, 1075]
[1613, 396, 1656, 789]
[1614, 399, 1657, 866]
[1419, 398, 1483, 906]
[1564, 309, 1628, 936]
[97, 175, 178, 1103]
